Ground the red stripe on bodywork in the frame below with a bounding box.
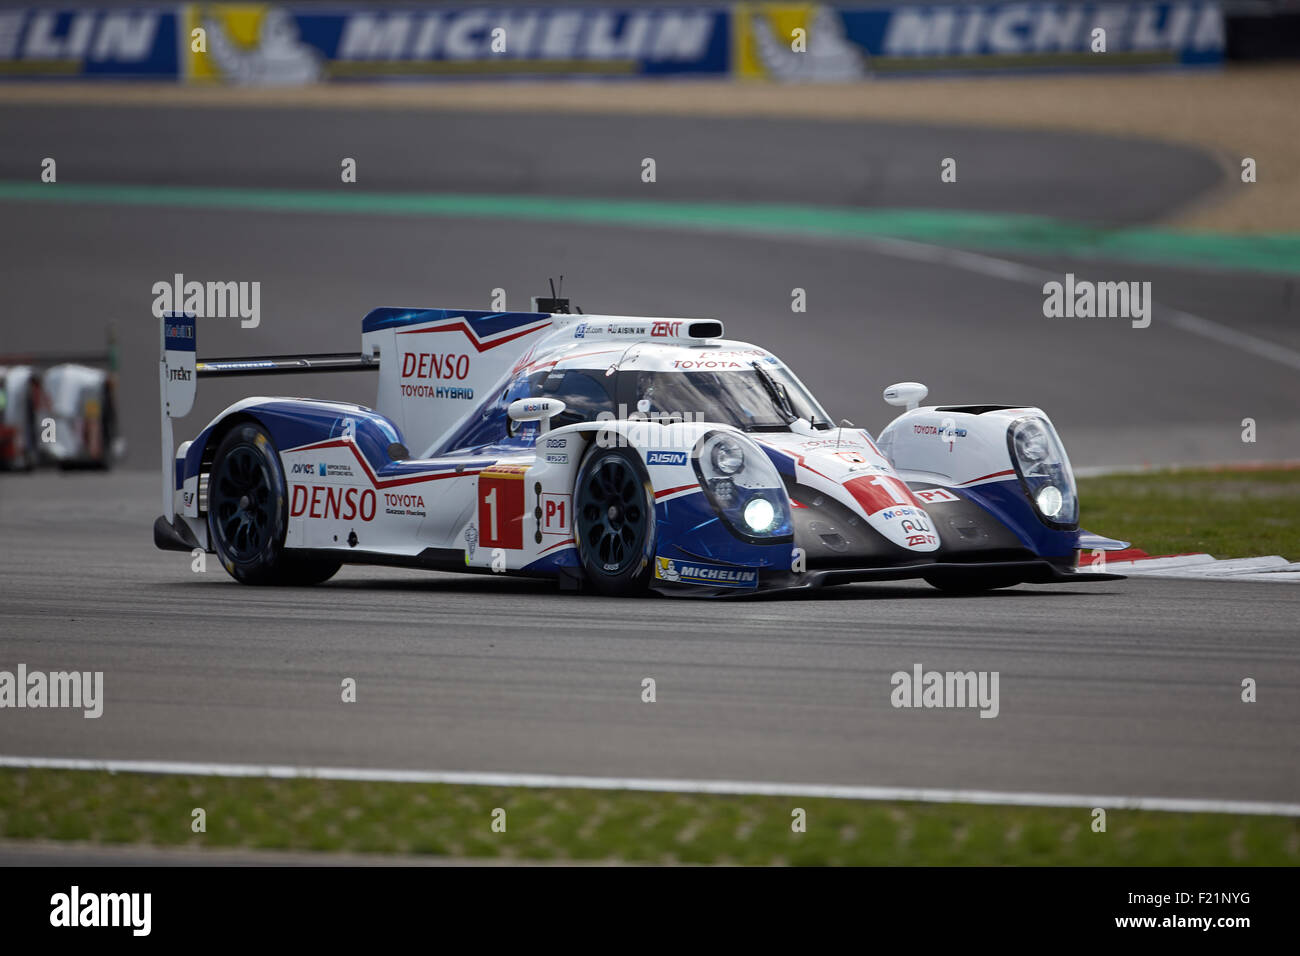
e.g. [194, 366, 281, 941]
[654, 483, 699, 500]
[958, 469, 1015, 486]
[396, 319, 551, 353]
[538, 538, 575, 555]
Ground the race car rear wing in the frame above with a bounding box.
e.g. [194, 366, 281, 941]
[159, 313, 377, 517]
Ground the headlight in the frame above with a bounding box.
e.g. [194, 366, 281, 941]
[1007, 416, 1078, 528]
[692, 431, 791, 542]
[743, 497, 776, 533]
[1014, 420, 1050, 462]
[711, 437, 745, 474]
[1035, 485, 1063, 517]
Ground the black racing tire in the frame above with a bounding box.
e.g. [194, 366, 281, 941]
[573, 445, 656, 596]
[278, 556, 343, 586]
[923, 571, 1022, 593]
[207, 422, 340, 586]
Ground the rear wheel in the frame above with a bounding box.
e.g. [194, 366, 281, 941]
[207, 422, 340, 586]
[574, 446, 655, 596]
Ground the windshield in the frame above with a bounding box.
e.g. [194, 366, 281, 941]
[622, 365, 831, 432]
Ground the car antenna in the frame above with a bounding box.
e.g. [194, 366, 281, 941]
[545, 275, 572, 314]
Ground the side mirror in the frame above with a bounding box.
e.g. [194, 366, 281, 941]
[883, 382, 928, 411]
[507, 397, 567, 434]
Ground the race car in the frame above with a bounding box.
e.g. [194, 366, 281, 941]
[1, 334, 122, 470]
[153, 297, 1127, 596]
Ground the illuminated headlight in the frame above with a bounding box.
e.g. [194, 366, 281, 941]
[1035, 485, 1064, 518]
[711, 437, 745, 474]
[743, 497, 776, 533]
[1007, 416, 1078, 528]
[692, 431, 792, 542]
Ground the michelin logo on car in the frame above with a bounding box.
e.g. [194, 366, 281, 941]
[655, 557, 759, 588]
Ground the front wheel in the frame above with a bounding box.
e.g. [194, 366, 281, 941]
[207, 422, 340, 586]
[574, 446, 656, 596]
[923, 571, 1022, 593]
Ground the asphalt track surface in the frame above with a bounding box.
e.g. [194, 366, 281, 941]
[1, 472, 1297, 804]
[0, 102, 1297, 810]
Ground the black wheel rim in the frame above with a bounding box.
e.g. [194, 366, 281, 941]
[211, 444, 276, 561]
[578, 457, 647, 575]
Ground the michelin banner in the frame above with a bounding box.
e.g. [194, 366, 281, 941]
[735, 2, 1225, 79]
[185, 5, 729, 83]
[0, 3, 1223, 83]
[0, 8, 180, 77]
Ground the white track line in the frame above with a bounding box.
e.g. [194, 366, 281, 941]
[2, 755, 1296, 817]
[843, 233, 1300, 375]
[1104, 554, 1300, 581]
[1074, 459, 1300, 478]
[1166, 308, 1300, 373]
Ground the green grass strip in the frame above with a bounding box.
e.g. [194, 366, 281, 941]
[1078, 467, 1300, 561]
[1, 769, 1295, 865]
[1, 181, 1297, 275]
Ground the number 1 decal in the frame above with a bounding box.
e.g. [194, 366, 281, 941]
[870, 475, 909, 507]
[484, 488, 498, 540]
[478, 466, 527, 550]
[844, 474, 921, 515]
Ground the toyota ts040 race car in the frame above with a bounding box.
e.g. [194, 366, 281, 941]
[154, 297, 1126, 596]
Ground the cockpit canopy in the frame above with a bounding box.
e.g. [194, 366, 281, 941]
[437, 342, 833, 453]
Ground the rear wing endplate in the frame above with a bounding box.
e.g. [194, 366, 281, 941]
[158, 313, 377, 517]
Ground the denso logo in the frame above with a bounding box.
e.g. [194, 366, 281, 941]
[290, 485, 376, 521]
[647, 451, 688, 466]
[402, 352, 470, 380]
[651, 321, 682, 337]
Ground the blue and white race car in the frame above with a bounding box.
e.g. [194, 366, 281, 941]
[154, 297, 1126, 596]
